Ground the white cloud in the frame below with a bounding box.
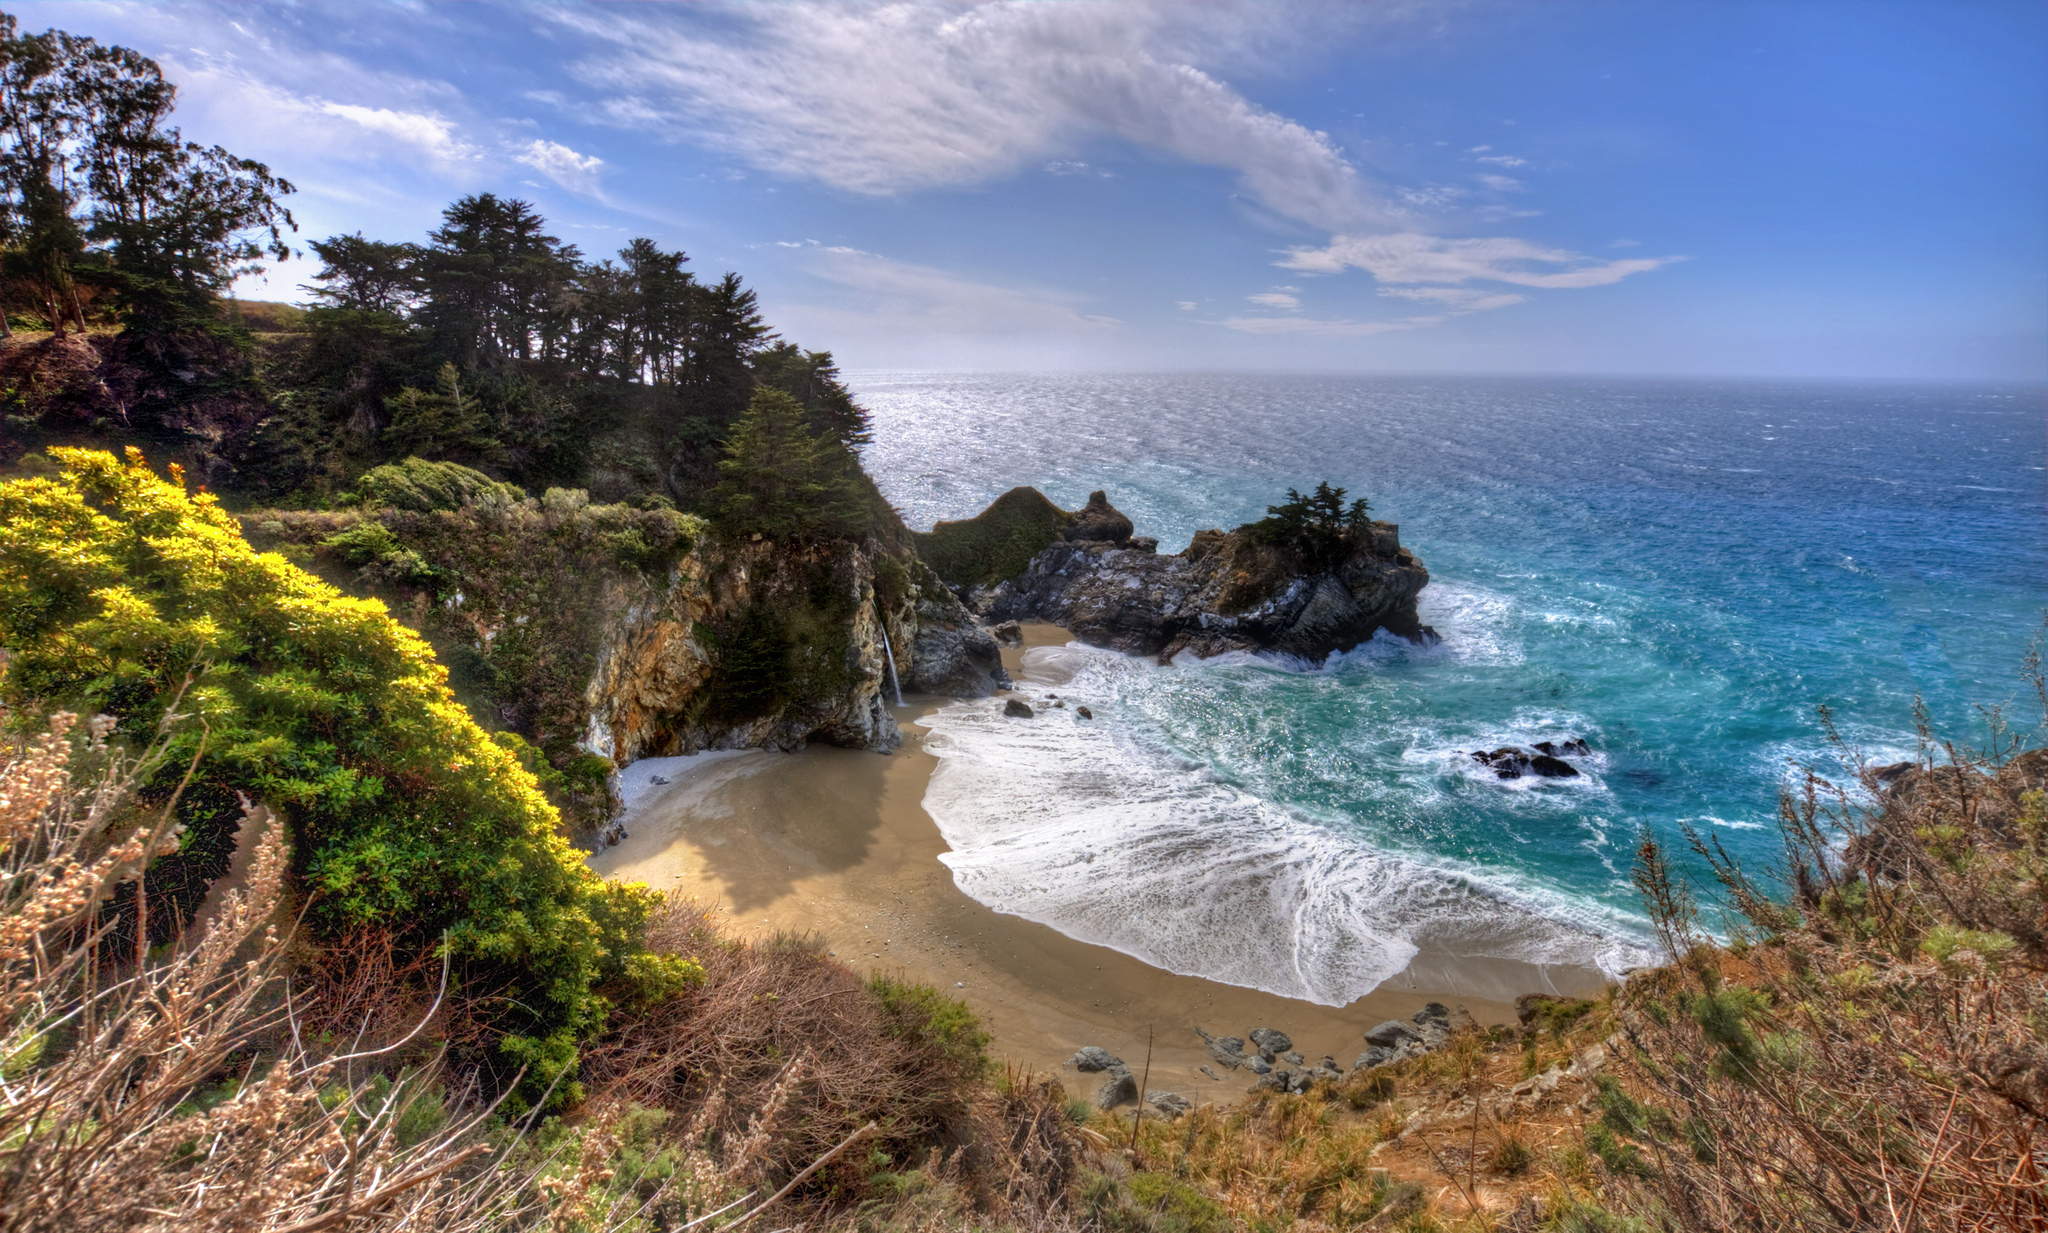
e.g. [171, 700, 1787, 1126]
[516, 139, 605, 194]
[1475, 172, 1523, 192]
[1475, 154, 1527, 168]
[1176, 300, 1198, 310]
[1279, 232, 1682, 288]
[554, 0, 1391, 231]
[1248, 291, 1300, 309]
[318, 103, 474, 162]
[1610, 238, 1643, 248]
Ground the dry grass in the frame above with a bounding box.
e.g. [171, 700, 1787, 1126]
[580, 898, 1088, 1223]
[0, 700, 1097, 1232]
[1591, 712, 2048, 1232]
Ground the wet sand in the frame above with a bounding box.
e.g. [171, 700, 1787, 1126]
[589, 625, 1582, 1105]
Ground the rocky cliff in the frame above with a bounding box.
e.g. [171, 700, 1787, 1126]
[975, 491, 1435, 662]
[584, 535, 1007, 765]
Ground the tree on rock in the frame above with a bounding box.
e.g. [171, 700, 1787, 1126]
[1253, 480, 1374, 570]
[715, 386, 868, 543]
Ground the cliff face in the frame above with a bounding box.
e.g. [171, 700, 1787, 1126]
[583, 537, 1008, 765]
[978, 494, 1434, 662]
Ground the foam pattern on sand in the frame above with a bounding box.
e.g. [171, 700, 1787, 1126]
[919, 644, 1654, 1006]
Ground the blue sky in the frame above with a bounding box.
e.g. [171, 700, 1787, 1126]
[18, 0, 2045, 378]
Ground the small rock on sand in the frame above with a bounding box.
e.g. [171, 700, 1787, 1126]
[1147, 1091, 1193, 1119]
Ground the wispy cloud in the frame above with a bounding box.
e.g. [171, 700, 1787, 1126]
[1377, 286, 1528, 311]
[1280, 232, 1682, 288]
[777, 243, 1123, 366]
[804, 246, 1120, 334]
[1224, 314, 1440, 337]
[552, 0, 1392, 232]
[1248, 290, 1300, 309]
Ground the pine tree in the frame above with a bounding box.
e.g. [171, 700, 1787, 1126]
[714, 387, 867, 543]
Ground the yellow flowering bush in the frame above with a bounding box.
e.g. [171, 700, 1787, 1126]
[0, 448, 695, 1104]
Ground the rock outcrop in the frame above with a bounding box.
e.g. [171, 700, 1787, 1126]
[975, 490, 1435, 662]
[906, 588, 1010, 697]
[583, 537, 905, 761]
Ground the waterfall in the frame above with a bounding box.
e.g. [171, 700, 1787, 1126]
[878, 615, 905, 707]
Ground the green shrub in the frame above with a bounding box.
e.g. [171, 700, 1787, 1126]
[355, 455, 525, 513]
[0, 448, 683, 1105]
[865, 976, 992, 1081]
[1127, 1170, 1231, 1233]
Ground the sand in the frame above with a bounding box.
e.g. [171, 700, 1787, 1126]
[589, 624, 1598, 1106]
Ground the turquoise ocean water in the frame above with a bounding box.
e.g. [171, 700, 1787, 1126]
[851, 374, 2046, 1005]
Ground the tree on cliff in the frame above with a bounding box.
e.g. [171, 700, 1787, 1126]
[715, 386, 868, 543]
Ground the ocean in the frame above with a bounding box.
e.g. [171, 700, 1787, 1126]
[850, 373, 2046, 1006]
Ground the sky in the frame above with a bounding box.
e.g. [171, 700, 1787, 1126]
[14, 0, 2045, 379]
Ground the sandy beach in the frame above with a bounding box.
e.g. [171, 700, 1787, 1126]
[590, 624, 1598, 1105]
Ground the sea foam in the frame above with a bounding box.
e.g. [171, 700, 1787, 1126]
[918, 644, 1655, 1006]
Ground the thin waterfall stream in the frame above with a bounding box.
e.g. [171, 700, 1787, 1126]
[878, 615, 904, 707]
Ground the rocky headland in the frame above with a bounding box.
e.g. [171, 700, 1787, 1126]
[937, 488, 1437, 662]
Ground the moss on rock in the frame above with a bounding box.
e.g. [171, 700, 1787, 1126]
[912, 486, 1072, 589]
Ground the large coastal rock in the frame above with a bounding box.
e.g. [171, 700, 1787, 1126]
[976, 491, 1434, 661]
[583, 537, 903, 761]
[906, 587, 1010, 697]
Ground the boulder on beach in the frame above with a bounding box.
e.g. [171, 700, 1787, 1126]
[1248, 1027, 1293, 1058]
[1147, 1090, 1193, 1119]
[990, 619, 1024, 646]
[1071, 1046, 1121, 1072]
[1076, 705, 1093, 719]
[1281, 1050, 1305, 1066]
[1252, 1068, 1314, 1095]
[1195, 1027, 1248, 1070]
[1365, 1019, 1424, 1049]
[1413, 1002, 1455, 1047]
[1004, 698, 1035, 718]
[1097, 1066, 1138, 1109]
